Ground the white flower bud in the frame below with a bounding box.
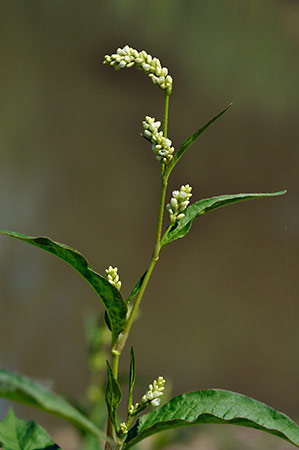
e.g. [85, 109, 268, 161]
[151, 398, 161, 407]
[170, 198, 178, 210]
[142, 63, 151, 72]
[179, 201, 189, 210]
[146, 391, 154, 401]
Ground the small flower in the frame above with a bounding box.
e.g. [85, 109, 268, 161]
[104, 45, 173, 95]
[142, 116, 174, 165]
[167, 185, 192, 225]
[105, 266, 121, 290]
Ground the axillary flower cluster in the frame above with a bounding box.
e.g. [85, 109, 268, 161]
[129, 376, 166, 417]
[105, 266, 121, 291]
[142, 116, 174, 164]
[167, 185, 192, 224]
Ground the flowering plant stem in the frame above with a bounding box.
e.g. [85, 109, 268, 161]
[0, 45, 295, 450]
[105, 94, 170, 448]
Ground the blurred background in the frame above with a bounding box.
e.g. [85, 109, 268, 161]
[0, 1, 299, 448]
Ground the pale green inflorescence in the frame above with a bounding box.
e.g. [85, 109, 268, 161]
[103, 45, 173, 95]
[167, 185, 192, 225]
[119, 422, 128, 436]
[105, 266, 121, 291]
[142, 116, 174, 164]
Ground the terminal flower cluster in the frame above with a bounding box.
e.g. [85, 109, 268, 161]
[105, 266, 121, 291]
[142, 116, 174, 164]
[167, 184, 192, 225]
[103, 45, 173, 94]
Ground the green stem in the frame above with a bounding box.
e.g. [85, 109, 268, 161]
[112, 176, 168, 356]
[112, 92, 170, 356]
[106, 90, 171, 448]
[105, 342, 120, 448]
[163, 93, 170, 137]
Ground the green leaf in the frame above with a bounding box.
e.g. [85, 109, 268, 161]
[161, 191, 286, 248]
[127, 347, 136, 413]
[123, 390, 299, 449]
[0, 369, 106, 441]
[165, 103, 232, 176]
[105, 362, 121, 430]
[0, 230, 127, 345]
[126, 271, 147, 304]
[0, 407, 60, 450]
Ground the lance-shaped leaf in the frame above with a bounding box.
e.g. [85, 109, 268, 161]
[161, 191, 286, 248]
[0, 407, 60, 450]
[0, 369, 107, 441]
[123, 390, 299, 449]
[165, 103, 232, 176]
[126, 271, 147, 304]
[105, 362, 121, 430]
[0, 230, 127, 345]
[127, 347, 136, 413]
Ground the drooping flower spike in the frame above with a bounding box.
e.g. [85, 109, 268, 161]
[103, 45, 173, 95]
[142, 116, 174, 164]
[167, 185, 192, 225]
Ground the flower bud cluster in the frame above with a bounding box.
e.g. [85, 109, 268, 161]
[119, 422, 128, 436]
[103, 45, 173, 95]
[128, 376, 166, 417]
[105, 266, 121, 291]
[141, 376, 165, 407]
[167, 185, 192, 225]
[128, 402, 140, 416]
[142, 116, 174, 164]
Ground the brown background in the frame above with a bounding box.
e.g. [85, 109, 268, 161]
[0, 0, 298, 448]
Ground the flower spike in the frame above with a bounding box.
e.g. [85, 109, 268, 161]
[103, 45, 173, 95]
[167, 185, 192, 225]
[141, 376, 166, 407]
[142, 116, 174, 164]
[105, 266, 122, 291]
[128, 376, 166, 419]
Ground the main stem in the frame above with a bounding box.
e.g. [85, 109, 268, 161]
[105, 354, 119, 449]
[112, 177, 168, 357]
[105, 92, 170, 448]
